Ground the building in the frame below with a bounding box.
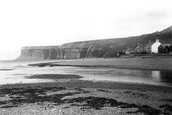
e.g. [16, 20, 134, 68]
[151, 39, 172, 54]
[123, 39, 172, 55]
[158, 44, 172, 53]
[144, 40, 154, 53]
[135, 43, 145, 54]
[151, 39, 161, 53]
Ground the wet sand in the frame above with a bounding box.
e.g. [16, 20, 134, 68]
[1, 58, 172, 114]
[29, 57, 172, 71]
[0, 74, 172, 115]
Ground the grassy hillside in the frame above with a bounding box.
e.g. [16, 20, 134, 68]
[59, 26, 172, 58]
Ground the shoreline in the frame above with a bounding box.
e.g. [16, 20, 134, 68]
[1, 71, 172, 88]
[28, 57, 172, 71]
[1, 58, 172, 114]
[1, 79, 172, 91]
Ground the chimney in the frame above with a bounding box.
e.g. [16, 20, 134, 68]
[156, 39, 159, 43]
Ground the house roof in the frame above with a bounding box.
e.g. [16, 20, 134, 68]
[145, 41, 154, 48]
[159, 44, 171, 48]
[135, 45, 144, 50]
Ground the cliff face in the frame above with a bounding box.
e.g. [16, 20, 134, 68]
[17, 26, 172, 60]
[17, 46, 87, 60]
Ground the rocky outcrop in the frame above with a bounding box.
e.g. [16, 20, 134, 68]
[17, 26, 172, 60]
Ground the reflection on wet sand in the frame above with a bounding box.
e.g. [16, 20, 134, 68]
[152, 71, 161, 81]
[152, 71, 172, 83]
[1, 60, 172, 87]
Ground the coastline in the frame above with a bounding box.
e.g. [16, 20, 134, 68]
[28, 57, 172, 71]
[1, 79, 172, 92]
[1, 57, 172, 114]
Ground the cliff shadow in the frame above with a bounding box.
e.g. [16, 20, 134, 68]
[43, 49, 50, 59]
[50, 49, 58, 59]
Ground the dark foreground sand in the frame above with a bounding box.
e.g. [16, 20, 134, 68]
[0, 74, 172, 115]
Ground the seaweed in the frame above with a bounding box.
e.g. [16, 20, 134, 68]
[0, 87, 168, 115]
[97, 89, 111, 93]
[25, 74, 82, 79]
[159, 104, 172, 115]
[64, 96, 163, 114]
[160, 99, 172, 103]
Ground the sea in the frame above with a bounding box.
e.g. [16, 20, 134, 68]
[0, 60, 172, 87]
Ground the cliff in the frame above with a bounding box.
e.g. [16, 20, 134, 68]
[17, 26, 172, 60]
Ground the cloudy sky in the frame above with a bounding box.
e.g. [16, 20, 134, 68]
[0, 0, 172, 60]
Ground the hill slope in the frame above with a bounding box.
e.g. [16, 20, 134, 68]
[17, 26, 172, 60]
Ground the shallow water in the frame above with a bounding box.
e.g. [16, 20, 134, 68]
[0, 60, 172, 87]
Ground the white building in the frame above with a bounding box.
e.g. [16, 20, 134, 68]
[151, 39, 161, 53]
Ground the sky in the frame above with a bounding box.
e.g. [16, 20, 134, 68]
[0, 0, 172, 60]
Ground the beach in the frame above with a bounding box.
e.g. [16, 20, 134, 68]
[0, 57, 172, 115]
[1, 79, 172, 115]
[57, 57, 172, 71]
[29, 57, 172, 71]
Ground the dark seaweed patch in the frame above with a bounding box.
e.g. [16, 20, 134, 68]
[0, 101, 6, 105]
[64, 96, 137, 110]
[25, 74, 82, 79]
[0, 87, 69, 108]
[0, 87, 167, 115]
[123, 90, 132, 93]
[97, 89, 111, 93]
[1, 105, 18, 108]
[64, 96, 163, 114]
[159, 104, 172, 115]
[28, 63, 59, 67]
[132, 92, 150, 99]
[160, 99, 172, 103]
[74, 87, 90, 93]
[136, 105, 162, 115]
